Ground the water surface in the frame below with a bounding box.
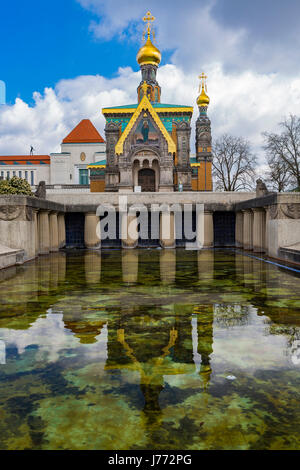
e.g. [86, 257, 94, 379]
[0, 249, 299, 450]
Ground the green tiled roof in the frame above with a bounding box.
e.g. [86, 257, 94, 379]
[153, 103, 192, 109]
[103, 103, 192, 111]
[88, 159, 106, 167]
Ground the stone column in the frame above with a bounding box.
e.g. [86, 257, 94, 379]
[121, 212, 139, 249]
[243, 209, 253, 251]
[264, 206, 271, 255]
[84, 213, 101, 249]
[49, 212, 59, 252]
[252, 208, 266, 253]
[160, 211, 175, 249]
[203, 211, 214, 248]
[33, 209, 39, 255]
[235, 211, 244, 248]
[38, 210, 50, 255]
[249, 210, 254, 250]
[58, 213, 66, 249]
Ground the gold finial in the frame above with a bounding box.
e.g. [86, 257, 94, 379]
[143, 11, 156, 38]
[197, 72, 210, 107]
[199, 72, 208, 93]
[137, 12, 161, 67]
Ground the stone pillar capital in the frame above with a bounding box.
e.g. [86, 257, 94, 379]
[252, 207, 265, 213]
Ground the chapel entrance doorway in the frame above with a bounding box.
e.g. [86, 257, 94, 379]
[138, 168, 156, 192]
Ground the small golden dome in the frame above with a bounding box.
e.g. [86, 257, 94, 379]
[137, 35, 161, 67]
[197, 86, 210, 107]
[197, 73, 210, 107]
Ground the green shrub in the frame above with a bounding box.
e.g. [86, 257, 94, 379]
[0, 176, 33, 195]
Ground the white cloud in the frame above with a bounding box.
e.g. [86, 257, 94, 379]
[77, 0, 246, 73]
[0, 311, 108, 364]
[76, 0, 300, 75]
[1, 62, 300, 163]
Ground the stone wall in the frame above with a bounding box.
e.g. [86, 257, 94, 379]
[235, 193, 300, 262]
[0, 196, 65, 263]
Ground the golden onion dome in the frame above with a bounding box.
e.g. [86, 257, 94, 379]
[197, 86, 210, 107]
[137, 35, 161, 67]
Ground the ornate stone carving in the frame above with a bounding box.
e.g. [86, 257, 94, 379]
[0, 206, 23, 221]
[105, 121, 120, 167]
[269, 203, 300, 219]
[280, 203, 300, 219]
[26, 206, 33, 221]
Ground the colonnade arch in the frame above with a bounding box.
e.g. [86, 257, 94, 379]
[132, 149, 160, 192]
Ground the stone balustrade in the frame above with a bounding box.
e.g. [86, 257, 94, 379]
[235, 193, 300, 262]
[0, 191, 300, 268]
[0, 196, 66, 262]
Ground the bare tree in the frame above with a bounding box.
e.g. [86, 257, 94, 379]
[264, 154, 294, 192]
[263, 114, 300, 191]
[212, 134, 256, 191]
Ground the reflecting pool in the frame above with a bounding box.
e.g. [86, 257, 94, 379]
[0, 249, 300, 450]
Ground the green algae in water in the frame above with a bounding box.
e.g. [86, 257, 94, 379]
[0, 249, 300, 450]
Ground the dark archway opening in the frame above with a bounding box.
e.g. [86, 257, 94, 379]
[138, 168, 155, 192]
[65, 213, 85, 248]
[213, 212, 236, 247]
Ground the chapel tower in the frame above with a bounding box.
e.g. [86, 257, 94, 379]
[93, 12, 214, 193]
[194, 73, 213, 191]
[137, 11, 162, 103]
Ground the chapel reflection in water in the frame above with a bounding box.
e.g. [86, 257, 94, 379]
[0, 248, 300, 437]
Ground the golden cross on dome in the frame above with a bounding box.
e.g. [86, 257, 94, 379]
[199, 73, 208, 92]
[143, 11, 156, 37]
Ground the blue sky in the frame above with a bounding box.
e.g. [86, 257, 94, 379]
[1, 0, 142, 104]
[1, 0, 300, 163]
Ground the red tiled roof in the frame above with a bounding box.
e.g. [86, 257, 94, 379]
[0, 155, 50, 165]
[62, 119, 105, 144]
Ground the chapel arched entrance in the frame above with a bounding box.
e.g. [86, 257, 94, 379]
[138, 168, 156, 192]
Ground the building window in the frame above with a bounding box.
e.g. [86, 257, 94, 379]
[25, 171, 28, 181]
[79, 169, 89, 185]
[31, 171, 34, 185]
[13, 171, 16, 177]
[0, 171, 4, 180]
[6, 171, 10, 180]
[19, 171, 22, 178]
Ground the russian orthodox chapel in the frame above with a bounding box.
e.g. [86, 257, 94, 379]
[89, 12, 213, 192]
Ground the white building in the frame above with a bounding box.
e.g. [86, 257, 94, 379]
[0, 119, 106, 188]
